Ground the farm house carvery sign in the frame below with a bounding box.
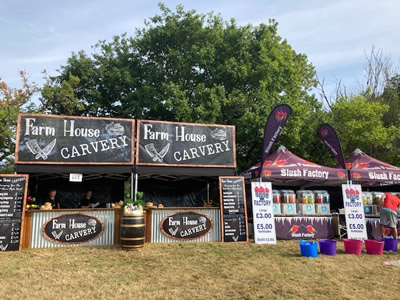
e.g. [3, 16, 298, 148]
[160, 211, 213, 240]
[136, 120, 236, 167]
[42, 213, 104, 244]
[15, 114, 134, 164]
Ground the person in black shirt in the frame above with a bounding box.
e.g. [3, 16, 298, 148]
[80, 190, 99, 208]
[41, 188, 61, 209]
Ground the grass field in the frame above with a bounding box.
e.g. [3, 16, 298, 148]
[1, 240, 400, 300]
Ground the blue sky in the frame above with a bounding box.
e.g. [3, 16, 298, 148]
[1, 0, 400, 99]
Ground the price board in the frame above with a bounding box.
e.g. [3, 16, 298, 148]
[0, 174, 29, 251]
[251, 182, 276, 244]
[219, 176, 248, 242]
[342, 184, 367, 240]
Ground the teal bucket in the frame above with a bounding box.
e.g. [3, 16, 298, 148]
[299, 240, 318, 258]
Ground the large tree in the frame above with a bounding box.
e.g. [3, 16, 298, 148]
[0, 71, 39, 171]
[42, 4, 322, 170]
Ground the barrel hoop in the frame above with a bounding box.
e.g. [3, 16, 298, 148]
[121, 224, 145, 228]
[121, 245, 144, 248]
[120, 237, 145, 241]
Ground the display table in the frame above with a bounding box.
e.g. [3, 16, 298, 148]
[274, 216, 334, 240]
[22, 208, 123, 248]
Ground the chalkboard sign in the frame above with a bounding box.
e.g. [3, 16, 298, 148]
[42, 213, 104, 244]
[15, 114, 134, 164]
[219, 176, 248, 242]
[160, 211, 213, 240]
[136, 120, 236, 167]
[0, 174, 28, 251]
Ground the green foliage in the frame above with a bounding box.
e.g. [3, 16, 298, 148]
[42, 4, 319, 170]
[0, 71, 39, 164]
[330, 95, 398, 161]
[123, 191, 144, 208]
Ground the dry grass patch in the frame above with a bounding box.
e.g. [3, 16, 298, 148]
[1, 241, 400, 299]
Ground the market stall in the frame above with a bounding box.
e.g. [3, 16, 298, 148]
[339, 148, 400, 239]
[243, 145, 348, 240]
[135, 120, 237, 243]
[15, 113, 135, 248]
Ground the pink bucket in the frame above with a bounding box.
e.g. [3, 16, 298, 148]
[343, 239, 363, 255]
[365, 240, 384, 255]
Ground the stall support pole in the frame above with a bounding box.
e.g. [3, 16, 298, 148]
[130, 172, 134, 200]
[207, 181, 210, 204]
[134, 173, 138, 201]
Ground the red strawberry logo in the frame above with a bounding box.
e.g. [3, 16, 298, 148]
[263, 160, 272, 167]
[320, 129, 328, 136]
[353, 173, 361, 179]
[345, 163, 352, 169]
[306, 225, 316, 233]
[337, 172, 346, 179]
[273, 159, 287, 166]
[356, 162, 369, 168]
[263, 170, 272, 176]
[275, 111, 288, 121]
[289, 225, 299, 233]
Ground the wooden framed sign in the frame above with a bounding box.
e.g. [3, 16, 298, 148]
[0, 174, 29, 251]
[42, 213, 104, 244]
[15, 113, 135, 165]
[219, 176, 249, 242]
[136, 120, 236, 168]
[160, 211, 213, 240]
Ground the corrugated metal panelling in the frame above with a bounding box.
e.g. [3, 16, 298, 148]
[151, 209, 221, 243]
[30, 210, 115, 248]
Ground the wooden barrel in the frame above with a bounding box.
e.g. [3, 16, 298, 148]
[120, 213, 145, 251]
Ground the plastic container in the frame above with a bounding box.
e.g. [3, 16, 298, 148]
[299, 240, 318, 258]
[297, 190, 314, 204]
[280, 190, 296, 203]
[343, 239, 363, 255]
[381, 237, 398, 252]
[319, 239, 337, 256]
[273, 190, 281, 204]
[365, 239, 384, 255]
[362, 192, 373, 205]
[313, 190, 330, 204]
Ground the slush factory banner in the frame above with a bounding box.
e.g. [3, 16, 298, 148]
[342, 184, 367, 240]
[251, 182, 276, 244]
[136, 120, 236, 167]
[15, 114, 134, 164]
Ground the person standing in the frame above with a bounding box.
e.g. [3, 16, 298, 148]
[380, 193, 400, 239]
[41, 188, 61, 209]
[80, 190, 99, 208]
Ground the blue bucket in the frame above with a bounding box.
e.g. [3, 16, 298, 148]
[299, 240, 318, 258]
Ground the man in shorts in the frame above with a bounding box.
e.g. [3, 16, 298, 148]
[380, 193, 400, 239]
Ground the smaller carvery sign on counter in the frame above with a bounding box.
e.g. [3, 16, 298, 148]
[42, 214, 104, 244]
[136, 120, 236, 167]
[251, 182, 276, 244]
[15, 114, 134, 164]
[219, 176, 248, 242]
[160, 211, 213, 240]
[342, 184, 367, 240]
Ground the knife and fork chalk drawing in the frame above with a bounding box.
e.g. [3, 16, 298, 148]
[145, 143, 171, 162]
[26, 139, 57, 160]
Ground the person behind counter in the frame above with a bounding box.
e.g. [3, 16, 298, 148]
[80, 190, 100, 208]
[41, 188, 61, 209]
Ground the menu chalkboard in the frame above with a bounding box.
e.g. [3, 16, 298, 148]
[219, 176, 248, 242]
[15, 114, 134, 164]
[0, 174, 28, 251]
[136, 120, 236, 167]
